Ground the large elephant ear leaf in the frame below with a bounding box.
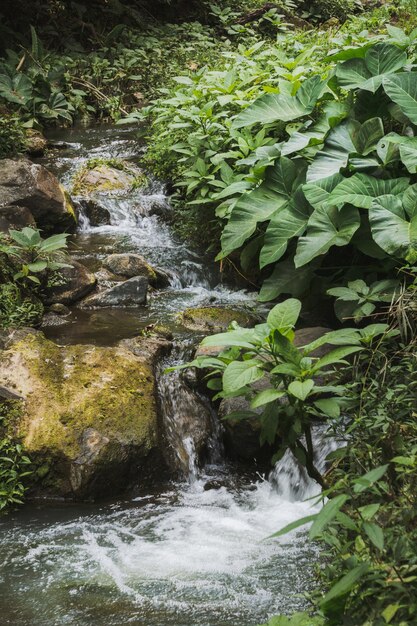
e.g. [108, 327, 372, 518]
[369, 194, 417, 262]
[220, 157, 304, 256]
[260, 188, 311, 268]
[336, 43, 407, 92]
[326, 173, 409, 209]
[383, 72, 417, 124]
[232, 75, 325, 129]
[306, 120, 359, 183]
[294, 204, 361, 267]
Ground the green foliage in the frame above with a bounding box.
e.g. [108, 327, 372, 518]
[327, 277, 398, 321]
[174, 297, 390, 485]
[0, 283, 43, 329]
[0, 227, 70, 287]
[0, 400, 31, 512]
[0, 114, 26, 157]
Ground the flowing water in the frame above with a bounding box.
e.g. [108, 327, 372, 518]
[0, 125, 328, 626]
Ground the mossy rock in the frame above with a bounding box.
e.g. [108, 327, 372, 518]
[179, 306, 258, 333]
[0, 331, 162, 499]
[72, 158, 148, 196]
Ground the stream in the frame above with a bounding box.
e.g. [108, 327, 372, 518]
[0, 125, 324, 626]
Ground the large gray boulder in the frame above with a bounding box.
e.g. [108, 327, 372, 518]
[83, 276, 148, 307]
[0, 159, 77, 231]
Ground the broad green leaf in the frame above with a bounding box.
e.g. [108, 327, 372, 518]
[354, 117, 385, 155]
[309, 494, 348, 539]
[259, 258, 314, 301]
[303, 328, 362, 353]
[336, 43, 407, 92]
[312, 345, 363, 370]
[27, 261, 48, 273]
[326, 174, 409, 210]
[384, 72, 417, 124]
[306, 120, 359, 182]
[260, 189, 311, 268]
[200, 329, 257, 349]
[381, 604, 401, 623]
[269, 514, 317, 538]
[313, 398, 341, 418]
[220, 157, 303, 256]
[251, 388, 286, 409]
[271, 330, 303, 365]
[288, 379, 314, 401]
[294, 204, 360, 267]
[302, 174, 344, 210]
[363, 522, 384, 551]
[369, 195, 417, 262]
[320, 563, 369, 608]
[267, 298, 301, 331]
[233, 76, 325, 128]
[223, 360, 264, 393]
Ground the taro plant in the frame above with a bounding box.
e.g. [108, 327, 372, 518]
[175, 298, 390, 485]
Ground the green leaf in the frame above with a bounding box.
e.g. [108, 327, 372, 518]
[267, 298, 301, 332]
[353, 464, 389, 493]
[336, 43, 407, 92]
[259, 258, 314, 302]
[220, 157, 303, 256]
[320, 563, 369, 608]
[200, 329, 257, 349]
[306, 120, 358, 182]
[223, 360, 264, 394]
[381, 604, 401, 623]
[384, 72, 417, 124]
[27, 261, 48, 273]
[312, 346, 363, 371]
[233, 76, 325, 128]
[369, 195, 417, 262]
[313, 398, 341, 418]
[251, 388, 286, 409]
[309, 494, 348, 539]
[260, 188, 311, 268]
[294, 204, 360, 267]
[288, 379, 314, 401]
[269, 514, 317, 538]
[358, 503, 380, 520]
[326, 174, 409, 210]
[363, 522, 384, 551]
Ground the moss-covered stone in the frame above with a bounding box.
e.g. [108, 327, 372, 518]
[179, 306, 258, 333]
[0, 331, 161, 499]
[72, 158, 147, 196]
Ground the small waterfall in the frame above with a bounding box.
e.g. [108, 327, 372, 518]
[269, 426, 339, 501]
[157, 340, 223, 481]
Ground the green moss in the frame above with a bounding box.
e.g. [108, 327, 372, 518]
[10, 334, 157, 459]
[179, 306, 257, 331]
[71, 158, 148, 195]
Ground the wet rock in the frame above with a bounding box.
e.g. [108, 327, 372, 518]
[0, 159, 77, 232]
[72, 160, 147, 196]
[83, 276, 148, 307]
[79, 198, 111, 226]
[0, 205, 36, 233]
[103, 253, 169, 288]
[25, 129, 48, 157]
[49, 303, 71, 316]
[179, 307, 258, 333]
[46, 260, 97, 305]
[0, 331, 163, 499]
[41, 312, 70, 327]
[119, 334, 172, 362]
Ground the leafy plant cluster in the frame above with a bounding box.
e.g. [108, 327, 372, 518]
[0, 227, 70, 329]
[177, 298, 390, 486]
[143, 19, 417, 318]
[0, 400, 31, 512]
[0, 114, 26, 157]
